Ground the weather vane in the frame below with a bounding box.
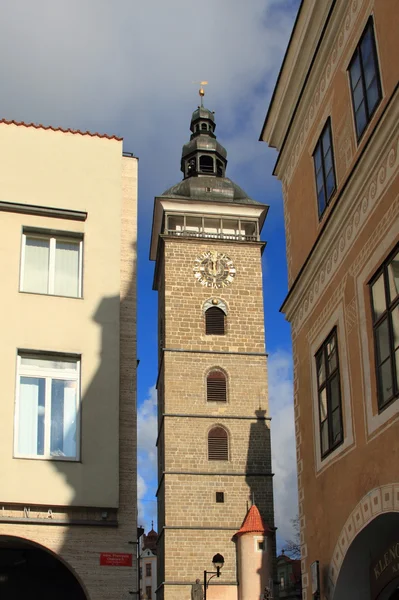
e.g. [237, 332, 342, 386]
[193, 81, 208, 107]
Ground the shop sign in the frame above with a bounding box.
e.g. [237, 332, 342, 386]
[370, 541, 399, 599]
[100, 553, 133, 567]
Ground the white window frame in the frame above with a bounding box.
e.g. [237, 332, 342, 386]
[14, 353, 81, 461]
[20, 231, 83, 298]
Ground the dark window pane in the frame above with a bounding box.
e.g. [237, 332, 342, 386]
[361, 27, 373, 62]
[378, 360, 393, 404]
[319, 388, 327, 421]
[387, 253, 399, 302]
[353, 80, 364, 110]
[322, 127, 331, 154]
[330, 374, 340, 411]
[326, 169, 336, 199]
[320, 420, 329, 456]
[317, 353, 326, 386]
[395, 349, 399, 389]
[350, 54, 361, 88]
[314, 146, 322, 172]
[392, 306, 399, 350]
[318, 189, 326, 216]
[367, 78, 380, 114]
[324, 149, 333, 174]
[363, 54, 376, 88]
[331, 408, 343, 444]
[371, 274, 386, 320]
[376, 320, 390, 363]
[355, 102, 368, 137]
[316, 169, 325, 194]
[326, 336, 337, 374]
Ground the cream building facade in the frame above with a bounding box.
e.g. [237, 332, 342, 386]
[151, 102, 275, 600]
[261, 1, 399, 599]
[0, 120, 138, 599]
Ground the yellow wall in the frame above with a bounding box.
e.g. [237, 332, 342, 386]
[0, 123, 133, 507]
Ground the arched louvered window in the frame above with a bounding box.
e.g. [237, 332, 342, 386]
[208, 426, 228, 461]
[207, 369, 227, 402]
[199, 155, 214, 174]
[205, 306, 225, 335]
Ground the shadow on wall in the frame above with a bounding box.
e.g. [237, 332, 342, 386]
[0, 239, 137, 600]
[244, 408, 275, 598]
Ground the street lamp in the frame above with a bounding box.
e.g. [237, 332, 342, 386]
[203, 553, 224, 600]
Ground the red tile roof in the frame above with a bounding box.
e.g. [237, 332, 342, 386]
[236, 505, 272, 536]
[0, 118, 122, 141]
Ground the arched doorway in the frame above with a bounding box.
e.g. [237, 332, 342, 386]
[0, 535, 87, 600]
[333, 513, 399, 600]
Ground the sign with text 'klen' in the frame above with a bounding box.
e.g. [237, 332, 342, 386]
[100, 553, 132, 567]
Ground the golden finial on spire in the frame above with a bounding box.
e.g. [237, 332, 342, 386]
[193, 81, 208, 107]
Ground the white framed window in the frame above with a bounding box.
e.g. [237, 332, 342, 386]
[254, 536, 266, 552]
[15, 353, 80, 460]
[20, 230, 83, 298]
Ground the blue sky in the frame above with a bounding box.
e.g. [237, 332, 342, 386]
[0, 0, 300, 547]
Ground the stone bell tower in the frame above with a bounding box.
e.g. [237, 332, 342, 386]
[150, 96, 275, 600]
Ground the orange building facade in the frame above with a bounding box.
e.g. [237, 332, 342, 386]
[261, 1, 399, 599]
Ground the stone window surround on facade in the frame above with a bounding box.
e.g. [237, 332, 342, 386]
[348, 16, 382, 143]
[313, 117, 337, 219]
[357, 226, 399, 438]
[310, 302, 354, 474]
[14, 351, 81, 461]
[369, 243, 399, 412]
[20, 227, 83, 299]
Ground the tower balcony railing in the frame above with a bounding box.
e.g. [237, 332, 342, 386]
[165, 228, 259, 242]
[164, 214, 259, 243]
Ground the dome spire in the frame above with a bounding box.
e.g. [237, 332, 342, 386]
[181, 92, 228, 180]
[193, 80, 208, 108]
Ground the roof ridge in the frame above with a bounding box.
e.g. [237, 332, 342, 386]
[0, 118, 122, 141]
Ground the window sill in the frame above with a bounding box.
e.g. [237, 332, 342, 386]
[19, 290, 83, 300]
[13, 454, 80, 463]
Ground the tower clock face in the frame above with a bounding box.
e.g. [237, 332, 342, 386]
[193, 251, 236, 288]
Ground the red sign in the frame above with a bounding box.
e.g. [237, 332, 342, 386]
[100, 552, 133, 567]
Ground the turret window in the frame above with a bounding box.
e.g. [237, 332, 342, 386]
[216, 160, 224, 177]
[201, 123, 208, 131]
[207, 369, 227, 402]
[208, 426, 229, 460]
[199, 155, 214, 174]
[205, 307, 225, 335]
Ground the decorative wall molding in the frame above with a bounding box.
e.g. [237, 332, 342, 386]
[280, 0, 364, 187]
[327, 483, 399, 598]
[288, 127, 398, 335]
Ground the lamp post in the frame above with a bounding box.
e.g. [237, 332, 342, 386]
[203, 553, 224, 600]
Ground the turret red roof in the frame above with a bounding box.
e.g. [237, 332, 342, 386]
[235, 505, 272, 536]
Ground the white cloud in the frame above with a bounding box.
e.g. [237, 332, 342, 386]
[268, 350, 298, 545]
[0, 0, 299, 203]
[137, 385, 158, 531]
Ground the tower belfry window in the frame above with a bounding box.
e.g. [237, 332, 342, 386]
[206, 307, 225, 335]
[208, 426, 228, 460]
[199, 155, 214, 174]
[207, 370, 227, 402]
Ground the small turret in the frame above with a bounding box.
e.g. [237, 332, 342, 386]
[235, 504, 273, 600]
